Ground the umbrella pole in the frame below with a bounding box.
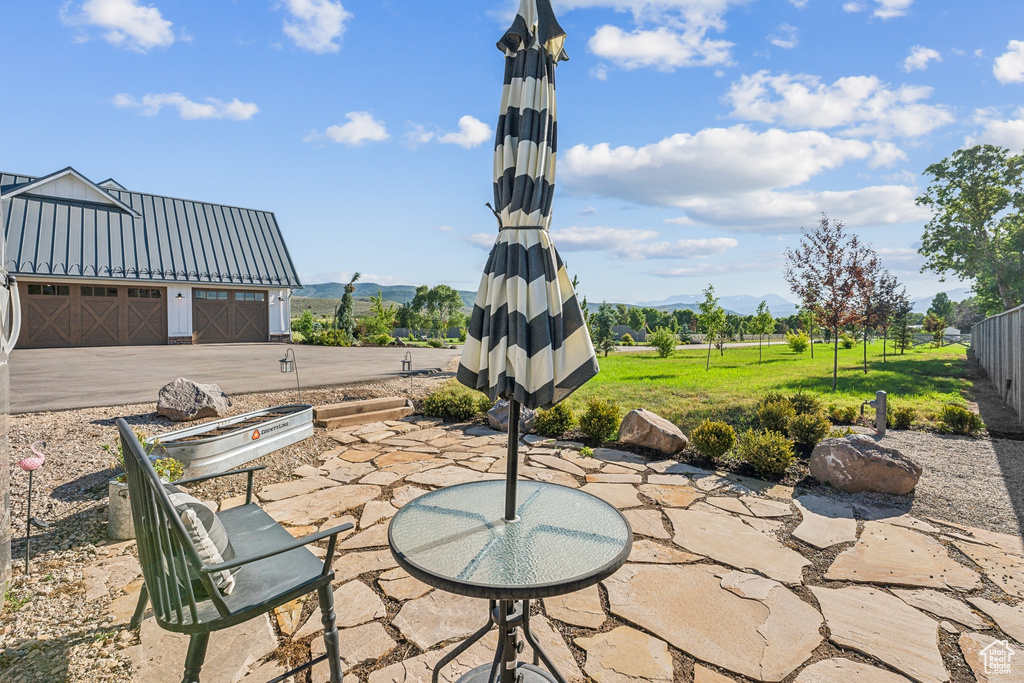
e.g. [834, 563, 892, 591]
[504, 399, 520, 521]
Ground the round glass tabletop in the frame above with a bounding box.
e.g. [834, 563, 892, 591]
[388, 480, 632, 600]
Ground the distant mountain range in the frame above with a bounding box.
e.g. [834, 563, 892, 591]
[294, 282, 477, 308]
[637, 293, 801, 317]
[910, 288, 973, 313]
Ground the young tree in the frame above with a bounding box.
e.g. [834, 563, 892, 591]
[591, 302, 617, 356]
[870, 271, 908, 363]
[922, 312, 946, 346]
[648, 327, 678, 358]
[750, 301, 775, 364]
[674, 308, 696, 333]
[892, 297, 915, 355]
[857, 257, 883, 374]
[785, 214, 878, 391]
[363, 291, 398, 336]
[797, 307, 816, 358]
[627, 308, 647, 336]
[927, 292, 954, 320]
[406, 285, 466, 338]
[698, 285, 727, 371]
[917, 145, 1024, 313]
[334, 272, 361, 338]
[949, 297, 985, 332]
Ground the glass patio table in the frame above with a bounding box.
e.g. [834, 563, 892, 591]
[388, 479, 632, 683]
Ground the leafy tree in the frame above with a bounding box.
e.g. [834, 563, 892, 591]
[673, 308, 696, 332]
[917, 145, 1024, 313]
[927, 292, 955, 320]
[334, 272, 361, 339]
[363, 290, 398, 337]
[615, 303, 630, 326]
[591, 302, 617, 356]
[797, 307, 816, 358]
[627, 307, 647, 335]
[892, 296, 915, 355]
[785, 214, 878, 391]
[404, 285, 466, 338]
[870, 271, 909, 363]
[750, 301, 775, 365]
[648, 327, 678, 358]
[698, 285, 727, 371]
[923, 312, 946, 346]
[949, 297, 985, 332]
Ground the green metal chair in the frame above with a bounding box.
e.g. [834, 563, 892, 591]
[117, 418, 352, 683]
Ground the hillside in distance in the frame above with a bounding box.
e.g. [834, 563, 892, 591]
[295, 282, 476, 308]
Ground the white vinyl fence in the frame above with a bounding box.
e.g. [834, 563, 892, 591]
[972, 304, 1024, 422]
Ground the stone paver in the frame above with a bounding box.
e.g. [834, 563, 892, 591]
[543, 584, 606, 629]
[391, 485, 431, 508]
[263, 484, 381, 525]
[666, 508, 810, 585]
[795, 659, 913, 682]
[959, 632, 1024, 682]
[407, 465, 492, 487]
[638, 484, 701, 508]
[333, 549, 399, 583]
[630, 539, 701, 564]
[330, 621, 398, 669]
[325, 461, 377, 483]
[580, 483, 642, 509]
[339, 523, 390, 550]
[929, 518, 1024, 556]
[693, 664, 738, 682]
[623, 509, 670, 539]
[706, 497, 751, 516]
[378, 568, 433, 601]
[575, 626, 674, 683]
[295, 579, 387, 640]
[826, 522, 980, 591]
[968, 598, 1024, 644]
[891, 589, 989, 629]
[529, 454, 586, 476]
[792, 495, 858, 549]
[954, 540, 1024, 598]
[646, 473, 692, 486]
[392, 591, 486, 650]
[604, 564, 822, 682]
[811, 585, 948, 683]
[586, 473, 643, 484]
[82, 554, 141, 602]
[360, 500, 399, 529]
[738, 496, 793, 518]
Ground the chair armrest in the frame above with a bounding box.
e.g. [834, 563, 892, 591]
[199, 522, 354, 573]
[174, 465, 266, 504]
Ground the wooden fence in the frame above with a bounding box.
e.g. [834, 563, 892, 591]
[972, 304, 1024, 422]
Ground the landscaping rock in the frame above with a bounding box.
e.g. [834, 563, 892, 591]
[811, 585, 948, 683]
[809, 435, 922, 495]
[575, 626, 674, 683]
[619, 409, 688, 454]
[156, 377, 231, 422]
[792, 495, 857, 549]
[544, 584, 606, 629]
[487, 399, 536, 434]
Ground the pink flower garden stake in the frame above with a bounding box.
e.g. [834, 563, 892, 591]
[19, 441, 45, 574]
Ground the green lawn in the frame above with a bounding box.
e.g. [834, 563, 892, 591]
[566, 342, 970, 433]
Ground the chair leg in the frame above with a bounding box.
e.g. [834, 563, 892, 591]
[129, 584, 149, 630]
[318, 585, 344, 683]
[181, 632, 210, 683]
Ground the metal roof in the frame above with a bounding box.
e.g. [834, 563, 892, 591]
[1, 168, 302, 288]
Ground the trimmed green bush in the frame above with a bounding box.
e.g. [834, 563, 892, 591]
[307, 329, 353, 346]
[648, 327, 678, 358]
[423, 383, 492, 421]
[785, 332, 810, 353]
[756, 399, 795, 434]
[789, 392, 822, 416]
[534, 402, 577, 438]
[689, 420, 736, 461]
[826, 403, 858, 425]
[736, 430, 795, 477]
[787, 412, 832, 449]
[579, 397, 622, 443]
[620, 333, 634, 344]
[938, 405, 984, 436]
[840, 333, 857, 349]
[891, 405, 916, 430]
[363, 333, 394, 347]
[427, 338, 445, 348]
[756, 392, 787, 410]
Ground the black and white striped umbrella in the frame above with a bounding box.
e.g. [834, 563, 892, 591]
[458, 0, 597, 414]
[458, 0, 598, 521]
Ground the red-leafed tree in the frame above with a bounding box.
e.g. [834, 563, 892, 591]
[785, 214, 879, 391]
[869, 270, 909, 364]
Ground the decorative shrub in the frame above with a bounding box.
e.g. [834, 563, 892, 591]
[534, 402, 577, 438]
[827, 403, 858, 425]
[828, 426, 855, 438]
[840, 333, 857, 349]
[579, 397, 622, 443]
[736, 430, 795, 477]
[789, 391, 822, 416]
[363, 333, 394, 347]
[938, 405, 984, 436]
[891, 405, 916, 430]
[423, 383, 492, 421]
[307, 329, 353, 347]
[648, 327, 678, 358]
[620, 333, 634, 344]
[787, 412, 832, 449]
[756, 392, 786, 410]
[756, 399, 795, 434]
[459, 328, 468, 343]
[689, 420, 736, 461]
[427, 338, 445, 348]
[785, 332, 810, 353]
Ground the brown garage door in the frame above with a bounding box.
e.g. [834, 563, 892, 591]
[193, 289, 268, 344]
[19, 282, 168, 349]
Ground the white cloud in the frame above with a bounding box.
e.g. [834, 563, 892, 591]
[903, 46, 941, 72]
[725, 71, 955, 138]
[588, 25, 733, 70]
[787, 0, 809, 7]
[112, 93, 259, 120]
[768, 24, 798, 50]
[650, 260, 779, 277]
[993, 40, 1024, 84]
[280, 0, 351, 54]
[465, 233, 499, 248]
[436, 225, 455, 232]
[466, 225, 738, 259]
[61, 0, 174, 52]
[438, 116, 492, 149]
[842, 2, 864, 12]
[873, 0, 913, 19]
[966, 107, 1024, 149]
[405, 124, 435, 147]
[307, 112, 389, 146]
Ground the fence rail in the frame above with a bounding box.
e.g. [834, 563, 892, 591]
[973, 304, 1024, 422]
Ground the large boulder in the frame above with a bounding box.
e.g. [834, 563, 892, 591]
[619, 409, 688, 454]
[488, 399, 536, 434]
[809, 434, 922, 495]
[157, 378, 231, 422]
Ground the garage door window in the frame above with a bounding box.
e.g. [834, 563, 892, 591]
[235, 292, 265, 302]
[195, 290, 228, 300]
[82, 286, 119, 297]
[128, 288, 162, 299]
[27, 284, 70, 296]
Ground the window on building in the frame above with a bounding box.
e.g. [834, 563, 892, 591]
[128, 289, 161, 299]
[234, 292, 266, 302]
[195, 290, 227, 300]
[28, 284, 69, 296]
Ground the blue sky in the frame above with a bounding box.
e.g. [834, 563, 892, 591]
[4, 0, 1024, 304]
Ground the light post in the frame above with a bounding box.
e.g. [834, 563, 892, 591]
[279, 347, 302, 403]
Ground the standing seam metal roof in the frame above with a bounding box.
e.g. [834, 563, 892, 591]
[0, 170, 302, 288]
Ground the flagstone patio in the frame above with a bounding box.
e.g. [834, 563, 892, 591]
[92, 415, 1024, 682]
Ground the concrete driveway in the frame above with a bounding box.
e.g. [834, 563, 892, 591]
[9, 344, 461, 413]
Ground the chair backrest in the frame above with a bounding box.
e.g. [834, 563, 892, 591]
[117, 419, 228, 627]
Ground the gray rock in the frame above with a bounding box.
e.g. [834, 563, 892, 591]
[156, 377, 231, 421]
[487, 399, 536, 434]
[619, 409, 688, 454]
[809, 434, 922, 495]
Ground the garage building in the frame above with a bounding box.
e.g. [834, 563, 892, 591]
[1, 167, 298, 348]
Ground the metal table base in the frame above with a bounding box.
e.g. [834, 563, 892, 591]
[432, 600, 565, 683]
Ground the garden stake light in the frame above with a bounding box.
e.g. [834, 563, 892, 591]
[279, 347, 302, 402]
[18, 441, 46, 575]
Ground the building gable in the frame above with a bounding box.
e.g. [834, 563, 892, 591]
[2, 167, 137, 216]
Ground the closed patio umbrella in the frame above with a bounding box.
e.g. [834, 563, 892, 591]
[458, 0, 598, 522]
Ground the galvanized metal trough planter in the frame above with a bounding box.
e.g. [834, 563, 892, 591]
[145, 404, 313, 476]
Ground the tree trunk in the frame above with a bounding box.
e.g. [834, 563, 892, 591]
[706, 336, 712, 371]
[810, 328, 814, 359]
[863, 326, 868, 374]
[882, 329, 888, 363]
[832, 329, 839, 392]
[759, 335, 763, 364]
